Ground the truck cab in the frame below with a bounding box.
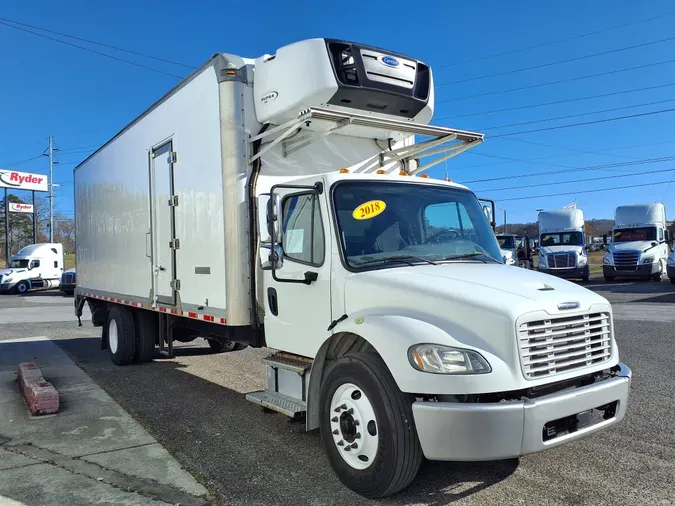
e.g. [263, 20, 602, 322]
[537, 209, 589, 281]
[603, 203, 669, 281]
[0, 243, 64, 294]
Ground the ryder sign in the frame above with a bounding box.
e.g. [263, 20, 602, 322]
[9, 203, 34, 214]
[0, 169, 48, 192]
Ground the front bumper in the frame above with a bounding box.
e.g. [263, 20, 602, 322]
[0, 283, 16, 294]
[412, 363, 631, 461]
[538, 264, 589, 279]
[603, 264, 659, 278]
[60, 283, 76, 292]
[667, 265, 675, 280]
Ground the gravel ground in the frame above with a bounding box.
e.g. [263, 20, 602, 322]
[1, 283, 674, 506]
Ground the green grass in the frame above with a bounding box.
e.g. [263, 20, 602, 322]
[64, 253, 76, 270]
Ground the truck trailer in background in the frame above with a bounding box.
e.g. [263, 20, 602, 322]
[537, 209, 589, 281]
[73, 38, 631, 498]
[603, 203, 669, 281]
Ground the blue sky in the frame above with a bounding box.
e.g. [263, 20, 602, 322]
[1, 0, 674, 223]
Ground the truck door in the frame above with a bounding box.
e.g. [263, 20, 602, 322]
[262, 180, 332, 358]
[150, 141, 178, 305]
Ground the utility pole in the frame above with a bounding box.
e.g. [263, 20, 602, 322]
[43, 136, 59, 243]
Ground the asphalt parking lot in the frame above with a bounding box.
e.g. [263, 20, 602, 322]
[1, 280, 674, 506]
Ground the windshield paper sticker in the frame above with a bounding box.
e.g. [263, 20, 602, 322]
[353, 200, 386, 220]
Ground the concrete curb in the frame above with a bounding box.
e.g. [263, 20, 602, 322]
[17, 362, 59, 415]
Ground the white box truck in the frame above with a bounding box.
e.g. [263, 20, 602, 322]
[74, 38, 631, 498]
[0, 243, 64, 294]
[537, 209, 589, 281]
[603, 203, 669, 281]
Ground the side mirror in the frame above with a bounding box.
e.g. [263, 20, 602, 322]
[265, 194, 281, 244]
[29, 261, 38, 270]
[665, 230, 673, 243]
[260, 246, 283, 271]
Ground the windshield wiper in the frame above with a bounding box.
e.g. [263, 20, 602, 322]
[354, 255, 438, 267]
[439, 252, 501, 263]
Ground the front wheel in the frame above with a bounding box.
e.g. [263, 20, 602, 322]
[15, 281, 29, 294]
[319, 353, 422, 498]
[651, 260, 665, 281]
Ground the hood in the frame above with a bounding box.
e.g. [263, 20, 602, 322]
[345, 263, 608, 322]
[540, 244, 583, 255]
[0, 268, 24, 276]
[609, 241, 656, 253]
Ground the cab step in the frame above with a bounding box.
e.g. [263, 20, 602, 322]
[245, 391, 306, 417]
[246, 352, 313, 418]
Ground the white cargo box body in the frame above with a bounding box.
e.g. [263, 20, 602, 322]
[75, 62, 237, 318]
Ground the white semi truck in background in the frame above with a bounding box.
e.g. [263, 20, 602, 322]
[73, 38, 631, 498]
[537, 209, 589, 281]
[603, 203, 670, 281]
[0, 243, 64, 294]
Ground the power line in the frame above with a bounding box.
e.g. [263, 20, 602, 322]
[480, 97, 675, 132]
[438, 36, 675, 86]
[461, 156, 675, 184]
[436, 11, 675, 68]
[494, 180, 673, 202]
[437, 57, 675, 104]
[474, 167, 675, 192]
[1, 155, 43, 167]
[0, 20, 185, 79]
[492, 107, 675, 138]
[0, 17, 196, 69]
[435, 82, 675, 121]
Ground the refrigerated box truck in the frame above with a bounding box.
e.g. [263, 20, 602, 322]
[603, 203, 670, 281]
[537, 209, 590, 281]
[74, 38, 631, 498]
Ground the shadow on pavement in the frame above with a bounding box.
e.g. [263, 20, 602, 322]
[55, 336, 517, 506]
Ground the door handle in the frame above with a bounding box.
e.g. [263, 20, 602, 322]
[303, 271, 318, 285]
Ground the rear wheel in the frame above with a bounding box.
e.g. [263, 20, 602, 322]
[319, 353, 422, 498]
[207, 339, 248, 353]
[107, 306, 136, 366]
[134, 311, 157, 363]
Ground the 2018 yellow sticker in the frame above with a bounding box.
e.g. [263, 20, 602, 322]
[353, 200, 386, 220]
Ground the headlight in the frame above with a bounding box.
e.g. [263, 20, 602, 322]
[603, 254, 612, 265]
[408, 344, 491, 375]
[2, 277, 12, 283]
[578, 255, 587, 266]
[642, 257, 654, 264]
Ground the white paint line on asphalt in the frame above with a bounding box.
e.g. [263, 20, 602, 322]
[0, 305, 90, 325]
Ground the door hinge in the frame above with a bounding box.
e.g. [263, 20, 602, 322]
[168, 195, 179, 206]
[170, 279, 181, 290]
[169, 238, 180, 249]
[171, 151, 178, 163]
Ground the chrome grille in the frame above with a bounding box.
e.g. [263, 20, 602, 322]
[613, 251, 638, 268]
[518, 312, 612, 379]
[547, 253, 576, 269]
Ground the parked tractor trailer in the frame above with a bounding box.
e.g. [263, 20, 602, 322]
[74, 38, 631, 497]
[537, 209, 589, 281]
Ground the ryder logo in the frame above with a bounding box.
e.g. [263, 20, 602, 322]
[0, 170, 48, 192]
[8, 203, 34, 214]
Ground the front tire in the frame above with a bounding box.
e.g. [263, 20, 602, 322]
[15, 281, 29, 294]
[651, 260, 665, 281]
[319, 353, 422, 498]
[107, 306, 136, 366]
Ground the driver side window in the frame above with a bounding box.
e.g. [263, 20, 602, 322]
[281, 193, 325, 266]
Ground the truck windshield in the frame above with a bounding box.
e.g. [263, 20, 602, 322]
[9, 259, 29, 268]
[540, 232, 584, 247]
[496, 236, 516, 249]
[613, 227, 657, 242]
[333, 182, 503, 268]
